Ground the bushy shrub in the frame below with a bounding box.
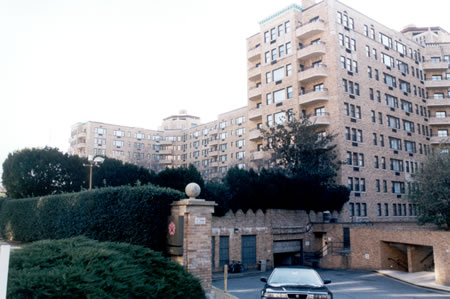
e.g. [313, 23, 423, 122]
[0, 185, 183, 252]
[8, 237, 205, 298]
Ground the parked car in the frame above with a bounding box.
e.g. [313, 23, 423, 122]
[260, 267, 333, 299]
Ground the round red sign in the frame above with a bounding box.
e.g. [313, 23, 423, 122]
[168, 221, 176, 236]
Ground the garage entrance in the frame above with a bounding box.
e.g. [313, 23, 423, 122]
[273, 240, 303, 267]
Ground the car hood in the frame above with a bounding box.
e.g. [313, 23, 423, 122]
[265, 285, 330, 294]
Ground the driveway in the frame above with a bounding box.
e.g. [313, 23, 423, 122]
[213, 269, 450, 299]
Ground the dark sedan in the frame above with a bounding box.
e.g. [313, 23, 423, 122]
[260, 267, 333, 299]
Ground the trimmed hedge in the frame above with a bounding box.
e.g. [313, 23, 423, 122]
[8, 237, 205, 298]
[0, 185, 183, 253]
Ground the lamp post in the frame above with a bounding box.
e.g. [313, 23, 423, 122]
[84, 155, 105, 190]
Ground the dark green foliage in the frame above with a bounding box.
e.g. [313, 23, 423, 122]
[261, 116, 340, 184]
[1, 147, 87, 198]
[156, 164, 204, 192]
[0, 185, 183, 252]
[7, 237, 205, 299]
[206, 167, 349, 216]
[408, 152, 450, 229]
[92, 157, 157, 188]
[202, 181, 231, 216]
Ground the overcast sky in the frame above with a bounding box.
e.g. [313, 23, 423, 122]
[1, 0, 449, 183]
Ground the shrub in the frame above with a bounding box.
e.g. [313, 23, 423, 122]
[0, 185, 183, 252]
[8, 237, 205, 298]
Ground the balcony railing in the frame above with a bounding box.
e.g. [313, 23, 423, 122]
[296, 19, 325, 40]
[310, 112, 330, 126]
[247, 44, 261, 61]
[298, 64, 328, 82]
[430, 135, 450, 144]
[248, 107, 263, 120]
[429, 116, 450, 125]
[249, 128, 263, 140]
[424, 79, 450, 88]
[426, 96, 450, 107]
[422, 60, 449, 70]
[248, 65, 261, 81]
[299, 88, 329, 106]
[297, 41, 326, 60]
[248, 85, 262, 100]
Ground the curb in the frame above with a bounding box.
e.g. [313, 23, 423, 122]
[376, 271, 450, 293]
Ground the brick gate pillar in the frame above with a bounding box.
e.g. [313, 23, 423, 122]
[169, 183, 216, 295]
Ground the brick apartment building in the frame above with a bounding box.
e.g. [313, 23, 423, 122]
[70, 0, 450, 224]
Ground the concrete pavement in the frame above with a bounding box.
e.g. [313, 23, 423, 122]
[378, 270, 450, 293]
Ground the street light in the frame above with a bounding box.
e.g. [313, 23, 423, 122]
[84, 155, 105, 190]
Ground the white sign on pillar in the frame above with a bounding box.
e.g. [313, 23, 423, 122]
[0, 245, 11, 299]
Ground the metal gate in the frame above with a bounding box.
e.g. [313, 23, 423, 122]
[211, 237, 215, 269]
[241, 235, 256, 265]
[219, 236, 229, 267]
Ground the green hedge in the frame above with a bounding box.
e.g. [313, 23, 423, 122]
[8, 237, 205, 298]
[0, 185, 183, 253]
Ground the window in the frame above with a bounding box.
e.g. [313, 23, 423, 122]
[236, 128, 245, 136]
[271, 88, 285, 104]
[340, 56, 346, 69]
[392, 181, 405, 194]
[366, 45, 370, 57]
[389, 137, 402, 150]
[438, 129, 448, 137]
[286, 64, 292, 76]
[236, 151, 245, 160]
[401, 100, 413, 113]
[403, 120, 414, 133]
[382, 53, 394, 68]
[278, 24, 284, 36]
[379, 32, 392, 48]
[370, 88, 374, 100]
[265, 72, 271, 83]
[267, 115, 273, 127]
[374, 156, 379, 168]
[264, 31, 269, 43]
[285, 42, 292, 55]
[390, 159, 404, 172]
[377, 90, 381, 102]
[378, 112, 383, 124]
[383, 73, 397, 88]
[337, 12, 342, 24]
[364, 24, 368, 36]
[387, 115, 400, 129]
[315, 107, 326, 116]
[396, 41, 407, 55]
[265, 52, 270, 63]
[271, 49, 277, 61]
[274, 112, 286, 125]
[287, 86, 293, 99]
[397, 60, 408, 74]
[235, 116, 244, 125]
[368, 66, 372, 78]
[273, 67, 284, 82]
[113, 130, 124, 137]
[372, 48, 377, 60]
[384, 203, 389, 216]
[399, 80, 410, 93]
[278, 45, 285, 57]
[270, 28, 276, 40]
[285, 21, 290, 33]
[339, 33, 344, 46]
[404, 140, 416, 153]
[95, 127, 106, 136]
[385, 94, 398, 108]
[266, 93, 272, 105]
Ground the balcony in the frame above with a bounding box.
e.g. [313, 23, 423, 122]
[248, 107, 262, 120]
[296, 19, 325, 40]
[430, 135, 450, 144]
[247, 44, 261, 62]
[299, 88, 329, 107]
[424, 79, 450, 89]
[427, 97, 450, 107]
[209, 139, 219, 146]
[210, 161, 219, 168]
[249, 129, 263, 141]
[298, 64, 328, 83]
[297, 42, 326, 61]
[310, 112, 330, 126]
[158, 140, 174, 146]
[248, 86, 262, 101]
[159, 159, 173, 165]
[209, 150, 219, 157]
[209, 128, 218, 135]
[422, 60, 449, 71]
[158, 149, 172, 155]
[251, 151, 270, 160]
[248, 65, 261, 81]
[429, 116, 450, 125]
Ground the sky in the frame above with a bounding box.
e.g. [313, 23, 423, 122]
[1, 0, 450, 183]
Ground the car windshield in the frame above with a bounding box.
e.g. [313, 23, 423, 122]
[268, 268, 323, 287]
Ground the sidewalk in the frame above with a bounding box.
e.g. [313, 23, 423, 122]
[378, 270, 450, 293]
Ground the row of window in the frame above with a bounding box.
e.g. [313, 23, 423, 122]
[264, 21, 291, 43]
[265, 64, 292, 83]
[370, 110, 430, 136]
[349, 202, 418, 217]
[264, 42, 292, 63]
